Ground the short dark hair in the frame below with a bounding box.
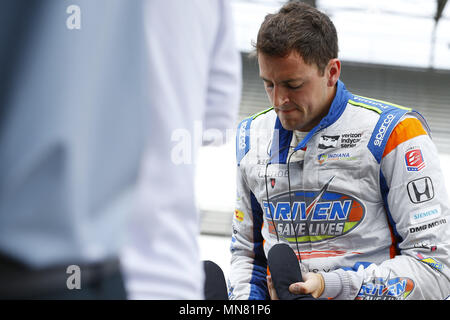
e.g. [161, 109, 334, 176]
[255, 1, 338, 74]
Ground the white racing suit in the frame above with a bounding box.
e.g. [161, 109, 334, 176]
[229, 80, 450, 300]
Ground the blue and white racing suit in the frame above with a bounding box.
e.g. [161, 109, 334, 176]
[229, 80, 450, 300]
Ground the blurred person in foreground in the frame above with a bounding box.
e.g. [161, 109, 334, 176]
[120, 0, 241, 299]
[0, 0, 240, 299]
[229, 1, 450, 300]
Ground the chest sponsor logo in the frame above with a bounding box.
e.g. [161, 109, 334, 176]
[407, 176, 434, 203]
[318, 132, 363, 150]
[405, 147, 425, 172]
[262, 177, 365, 243]
[318, 135, 339, 149]
[356, 277, 414, 300]
[317, 152, 358, 165]
[257, 168, 288, 178]
[340, 132, 362, 148]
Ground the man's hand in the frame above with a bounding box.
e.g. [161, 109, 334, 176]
[267, 272, 325, 300]
[288, 272, 325, 298]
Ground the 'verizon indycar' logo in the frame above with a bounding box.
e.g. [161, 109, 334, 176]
[262, 177, 365, 243]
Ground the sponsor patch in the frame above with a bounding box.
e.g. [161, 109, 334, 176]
[409, 218, 447, 234]
[318, 135, 340, 149]
[318, 132, 363, 150]
[407, 176, 434, 204]
[356, 276, 415, 300]
[409, 204, 441, 225]
[237, 119, 250, 151]
[405, 147, 425, 172]
[416, 253, 444, 271]
[412, 241, 437, 251]
[236, 118, 252, 165]
[340, 132, 362, 148]
[234, 209, 244, 222]
[317, 152, 358, 165]
[374, 113, 395, 147]
[257, 168, 288, 178]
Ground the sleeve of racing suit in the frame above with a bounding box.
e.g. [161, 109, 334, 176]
[228, 164, 269, 300]
[320, 116, 450, 300]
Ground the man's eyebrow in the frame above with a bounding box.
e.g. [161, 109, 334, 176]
[260, 76, 304, 83]
[281, 78, 304, 83]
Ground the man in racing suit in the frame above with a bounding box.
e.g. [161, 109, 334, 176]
[229, 2, 450, 300]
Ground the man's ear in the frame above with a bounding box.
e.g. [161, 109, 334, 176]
[326, 58, 341, 87]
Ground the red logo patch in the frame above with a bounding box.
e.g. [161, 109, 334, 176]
[405, 148, 425, 172]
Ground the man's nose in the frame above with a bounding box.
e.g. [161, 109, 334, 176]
[272, 86, 289, 107]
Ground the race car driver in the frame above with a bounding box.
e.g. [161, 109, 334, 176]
[228, 1, 450, 300]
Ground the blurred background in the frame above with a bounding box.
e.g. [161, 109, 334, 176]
[197, 0, 450, 280]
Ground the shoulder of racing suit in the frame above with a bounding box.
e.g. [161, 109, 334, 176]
[347, 94, 431, 162]
[236, 92, 431, 167]
[236, 106, 275, 166]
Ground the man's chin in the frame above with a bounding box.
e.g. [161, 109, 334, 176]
[279, 118, 302, 131]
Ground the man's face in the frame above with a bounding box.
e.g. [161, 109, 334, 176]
[258, 51, 338, 132]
